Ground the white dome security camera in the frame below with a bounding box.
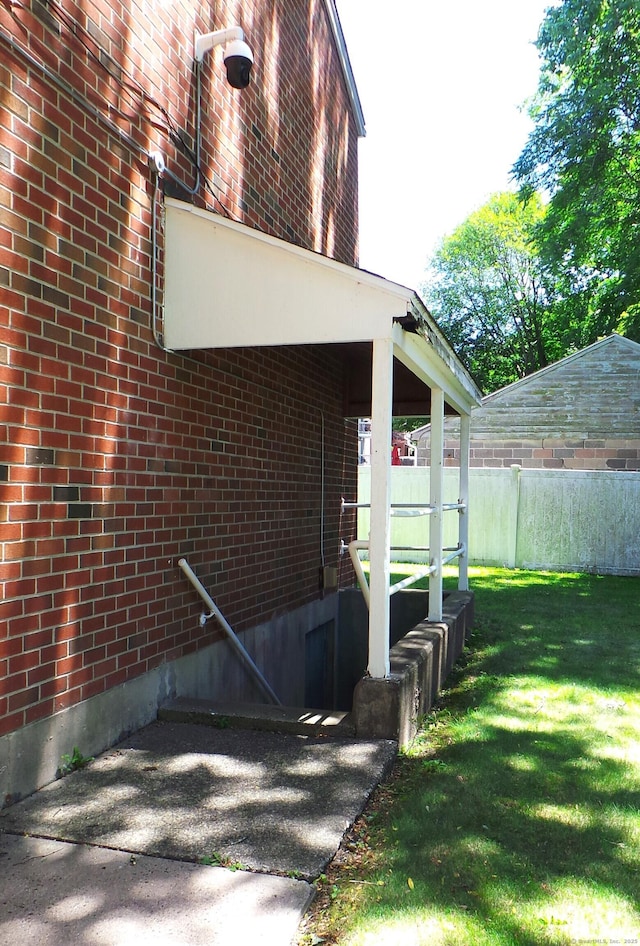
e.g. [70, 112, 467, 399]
[223, 38, 254, 89]
[194, 27, 254, 89]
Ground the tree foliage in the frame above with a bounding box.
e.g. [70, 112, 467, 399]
[422, 192, 555, 393]
[513, 0, 640, 345]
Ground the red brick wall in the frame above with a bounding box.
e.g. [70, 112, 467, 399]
[0, 0, 359, 737]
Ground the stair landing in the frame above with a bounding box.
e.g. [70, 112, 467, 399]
[158, 697, 355, 737]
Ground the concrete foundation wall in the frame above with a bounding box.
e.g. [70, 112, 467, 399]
[1, 596, 338, 806]
[2, 586, 473, 803]
[353, 591, 474, 746]
[335, 588, 431, 710]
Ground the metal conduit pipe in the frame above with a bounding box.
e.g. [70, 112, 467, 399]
[387, 545, 465, 597]
[178, 558, 281, 706]
[389, 509, 432, 517]
[348, 539, 430, 607]
[342, 500, 434, 511]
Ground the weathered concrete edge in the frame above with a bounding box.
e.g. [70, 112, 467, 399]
[158, 697, 356, 737]
[1, 596, 338, 807]
[352, 591, 474, 747]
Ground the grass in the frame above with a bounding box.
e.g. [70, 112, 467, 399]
[299, 566, 640, 946]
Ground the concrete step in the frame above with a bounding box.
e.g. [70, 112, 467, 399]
[158, 697, 356, 737]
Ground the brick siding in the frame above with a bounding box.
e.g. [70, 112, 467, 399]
[0, 0, 359, 737]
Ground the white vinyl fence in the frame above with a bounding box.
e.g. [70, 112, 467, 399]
[357, 466, 640, 576]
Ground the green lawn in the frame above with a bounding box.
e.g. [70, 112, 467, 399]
[301, 567, 640, 946]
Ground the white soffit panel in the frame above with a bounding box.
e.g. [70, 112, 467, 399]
[164, 200, 412, 350]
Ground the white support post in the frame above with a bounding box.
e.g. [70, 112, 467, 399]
[458, 411, 471, 592]
[368, 337, 394, 678]
[428, 387, 444, 621]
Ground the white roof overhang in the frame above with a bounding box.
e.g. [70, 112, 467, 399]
[163, 199, 481, 675]
[163, 198, 482, 417]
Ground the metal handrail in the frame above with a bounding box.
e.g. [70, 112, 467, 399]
[342, 499, 466, 512]
[346, 540, 465, 607]
[342, 496, 468, 612]
[178, 558, 281, 705]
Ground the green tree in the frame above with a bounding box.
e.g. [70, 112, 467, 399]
[392, 416, 427, 433]
[513, 0, 640, 345]
[422, 192, 554, 393]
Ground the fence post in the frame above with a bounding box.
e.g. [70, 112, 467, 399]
[508, 464, 521, 568]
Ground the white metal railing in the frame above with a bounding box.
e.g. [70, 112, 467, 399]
[342, 496, 467, 611]
[345, 539, 465, 608]
[342, 500, 466, 515]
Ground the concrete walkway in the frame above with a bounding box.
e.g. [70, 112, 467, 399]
[0, 716, 397, 945]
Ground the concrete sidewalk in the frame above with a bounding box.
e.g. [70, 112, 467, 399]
[0, 718, 397, 945]
[0, 834, 313, 946]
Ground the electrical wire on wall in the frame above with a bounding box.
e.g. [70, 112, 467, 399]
[1, 0, 234, 216]
[1, 0, 243, 356]
[320, 410, 326, 576]
[0, 23, 150, 168]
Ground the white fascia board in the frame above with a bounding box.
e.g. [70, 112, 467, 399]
[164, 199, 413, 349]
[322, 0, 366, 137]
[391, 323, 482, 416]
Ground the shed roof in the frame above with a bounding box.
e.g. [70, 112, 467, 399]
[163, 199, 481, 419]
[412, 334, 640, 440]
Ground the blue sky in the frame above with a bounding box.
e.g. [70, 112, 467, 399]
[336, 0, 554, 289]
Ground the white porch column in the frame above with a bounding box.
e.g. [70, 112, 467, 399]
[428, 386, 444, 621]
[368, 337, 394, 678]
[458, 411, 471, 592]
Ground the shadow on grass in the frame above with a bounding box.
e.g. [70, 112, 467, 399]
[344, 569, 640, 944]
[434, 569, 640, 694]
